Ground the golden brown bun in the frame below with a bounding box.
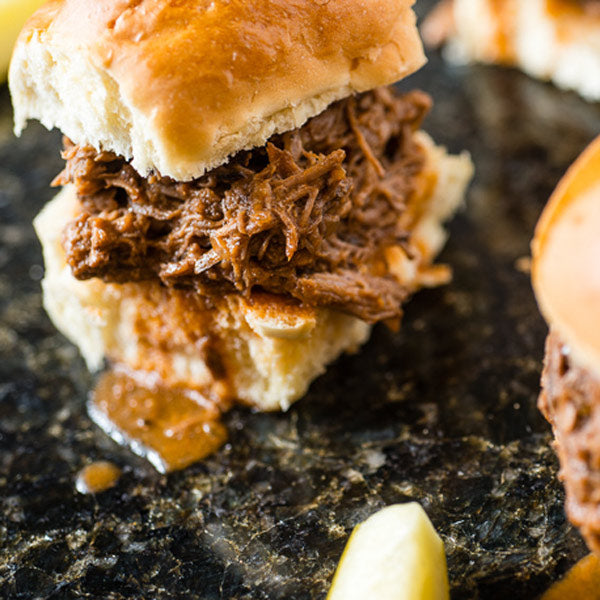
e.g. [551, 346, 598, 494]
[431, 0, 600, 101]
[34, 138, 473, 411]
[10, 0, 425, 181]
[532, 135, 600, 377]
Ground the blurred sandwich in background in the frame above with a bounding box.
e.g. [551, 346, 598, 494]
[424, 0, 600, 101]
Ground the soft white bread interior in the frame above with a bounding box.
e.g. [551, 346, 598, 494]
[435, 0, 600, 101]
[10, 0, 425, 181]
[532, 135, 600, 378]
[34, 136, 473, 411]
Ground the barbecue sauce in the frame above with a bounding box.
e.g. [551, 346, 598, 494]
[76, 461, 122, 494]
[89, 370, 228, 473]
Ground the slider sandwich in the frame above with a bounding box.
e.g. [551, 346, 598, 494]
[533, 135, 600, 551]
[10, 0, 472, 412]
[424, 0, 600, 101]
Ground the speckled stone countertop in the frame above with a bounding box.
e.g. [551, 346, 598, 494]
[2, 5, 600, 599]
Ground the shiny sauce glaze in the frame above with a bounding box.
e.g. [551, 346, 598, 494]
[89, 370, 228, 473]
[76, 461, 122, 494]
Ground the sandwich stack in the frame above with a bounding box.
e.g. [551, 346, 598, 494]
[9, 0, 472, 436]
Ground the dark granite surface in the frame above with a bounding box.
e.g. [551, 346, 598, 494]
[2, 4, 600, 598]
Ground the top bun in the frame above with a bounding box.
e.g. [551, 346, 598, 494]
[9, 0, 425, 181]
[532, 135, 600, 375]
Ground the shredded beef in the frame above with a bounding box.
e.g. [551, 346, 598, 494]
[55, 88, 432, 322]
[540, 331, 600, 552]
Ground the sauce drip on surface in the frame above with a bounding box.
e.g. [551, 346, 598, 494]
[542, 554, 600, 599]
[76, 461, 121, 494]
[89, 370, 228, 473]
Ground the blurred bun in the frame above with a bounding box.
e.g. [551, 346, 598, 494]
[532, 135, 600, 375]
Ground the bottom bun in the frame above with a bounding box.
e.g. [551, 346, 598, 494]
[34, 135, 472, 411]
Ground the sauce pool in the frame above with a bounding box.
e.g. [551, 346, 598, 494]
[88, 370, 228, 473]
[76, 461, 122, 494]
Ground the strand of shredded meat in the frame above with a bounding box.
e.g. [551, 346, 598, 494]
[54, 88, 432, 323]
[539, 331, 600, 552]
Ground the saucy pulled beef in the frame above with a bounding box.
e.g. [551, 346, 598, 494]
[540, 332, 600, 552]
[55, 89, 432, 323]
